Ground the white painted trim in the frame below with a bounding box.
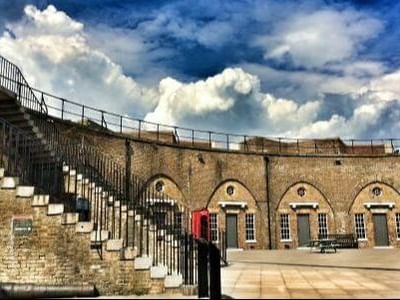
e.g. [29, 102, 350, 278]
[289, 202, 318, 209]
[364, 202, 395, 209]
[219, 201, 247, 208]
[147, 198, 176, 206]
[245, 240, 257, 243]
[245, 213, 256, 242]
[280, 214, 291, 241]
[280, 239, 292, 242]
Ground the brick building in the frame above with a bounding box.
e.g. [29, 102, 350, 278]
[50, 117, 400, 250]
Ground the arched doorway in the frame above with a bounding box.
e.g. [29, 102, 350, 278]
[350, 182, 400, 248]
[145, 175, 189, 231]
[276, 182, 334, 249]
[207, 180, 260, 250]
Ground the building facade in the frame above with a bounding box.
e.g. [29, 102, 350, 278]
[53, 117, 400, 250]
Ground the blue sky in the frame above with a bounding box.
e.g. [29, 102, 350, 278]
[1, 0, 400, 138]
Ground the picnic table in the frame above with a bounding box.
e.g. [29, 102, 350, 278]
[309, 238, 337, 253]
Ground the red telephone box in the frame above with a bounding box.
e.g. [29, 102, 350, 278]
[191, 209, 210, 240]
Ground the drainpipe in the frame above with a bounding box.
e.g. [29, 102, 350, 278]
[264, 156, 272, 250]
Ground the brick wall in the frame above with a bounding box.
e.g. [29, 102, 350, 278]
[44, 116, 400, 250]
[0, 189, 151, 295]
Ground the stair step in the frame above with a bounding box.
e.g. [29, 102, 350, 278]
[164, 273, 183, 288]
[47, 203, 64, 215]
[76, 222, 93, 233]
[150, 265, 168, 279]
[16, 186, 35, 198]
[134, 256, 152, 270]
[90, 230, 110, 243]
[32, 194, 49, 206]
[62, 212, 79, 225]
[1, 177, 19, 189]
[122, 246, 137, 260]
[0, 98, 18, 105]
[106, 239, 124, 251]
[0, 108, 24, 119]
[3, 113, 30, 122]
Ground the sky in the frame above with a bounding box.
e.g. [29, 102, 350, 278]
[0, 0, 400, 139]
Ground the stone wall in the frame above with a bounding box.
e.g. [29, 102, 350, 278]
[45, 116, 400, 250]
[0, 189, 151, 295]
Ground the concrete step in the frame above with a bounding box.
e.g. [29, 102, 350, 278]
[32, 194, 49, 206]
[164, 273, 183, 288]
[62, 212, 79, 225]
[1, 177, 19, 189]
[7, 118, 35, 127]
[90, 230, 110, 243]
[0, 108, 23, 116]
[134, 255, 152, 270]
[62, 165, 70, 173]
[121, 246, 137, 260]
[76, 222, 93, 233]
[47, 203, 64, 215]
[106, 239, 124, 251]
[150, 265, 168, 279]
[3, 113, 30, 123]
[16, 186, 35, 198]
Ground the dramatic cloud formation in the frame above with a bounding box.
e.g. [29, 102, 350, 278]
[257, 9, 383, 68]
[0, 3, 400, 139]
[0, 5, 157, 115]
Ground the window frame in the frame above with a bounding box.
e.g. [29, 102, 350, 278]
[354, 213, 367, 241]
[280, 214, 291, 242]
[245, 213, 256, 242]
[318, 213, 328, 240]
[396, 213, 400, 240]
[210, 213, 219, 242]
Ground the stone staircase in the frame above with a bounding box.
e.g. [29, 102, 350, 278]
[0, 166, 188, 295]
[0, 55, 196, 296]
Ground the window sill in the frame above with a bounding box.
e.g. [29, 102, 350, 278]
[280, 239, 292, 242]
[357, 238, 368, 241]
[245, 240, 257, 243]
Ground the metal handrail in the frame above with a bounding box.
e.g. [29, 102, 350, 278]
[28, 87, 400, 156]
[0, 56, 48, 115]
[0, 55, 199, 284]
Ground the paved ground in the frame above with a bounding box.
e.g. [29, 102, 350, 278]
[222, 249, 400, 299]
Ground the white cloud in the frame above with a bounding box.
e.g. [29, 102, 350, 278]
[0, 5, 157, 116]
[1, 4, 400, 140]
[359, 69, 400, 102]
[257, 9, 383, 68]
[145, 67, 322, 136]
[145, 68, 259, 125]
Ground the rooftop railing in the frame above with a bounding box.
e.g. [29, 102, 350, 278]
[1, 54, 398, 156]
[30, 87, 400, 156]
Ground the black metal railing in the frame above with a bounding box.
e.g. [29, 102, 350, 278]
[27, 86, 400, 156]
[318, 234, 358, 248]
[0, 56, 47, 115]
[0, 112, 198, 284]
[0, 55, 201, 288]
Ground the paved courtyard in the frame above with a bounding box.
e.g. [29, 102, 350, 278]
[222, 249, 400, 299]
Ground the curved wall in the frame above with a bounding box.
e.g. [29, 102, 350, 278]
[51, 117, 400, 249]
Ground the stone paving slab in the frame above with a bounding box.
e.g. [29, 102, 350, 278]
[227, 248, 400, 270]
[222, 249, 400, 299]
